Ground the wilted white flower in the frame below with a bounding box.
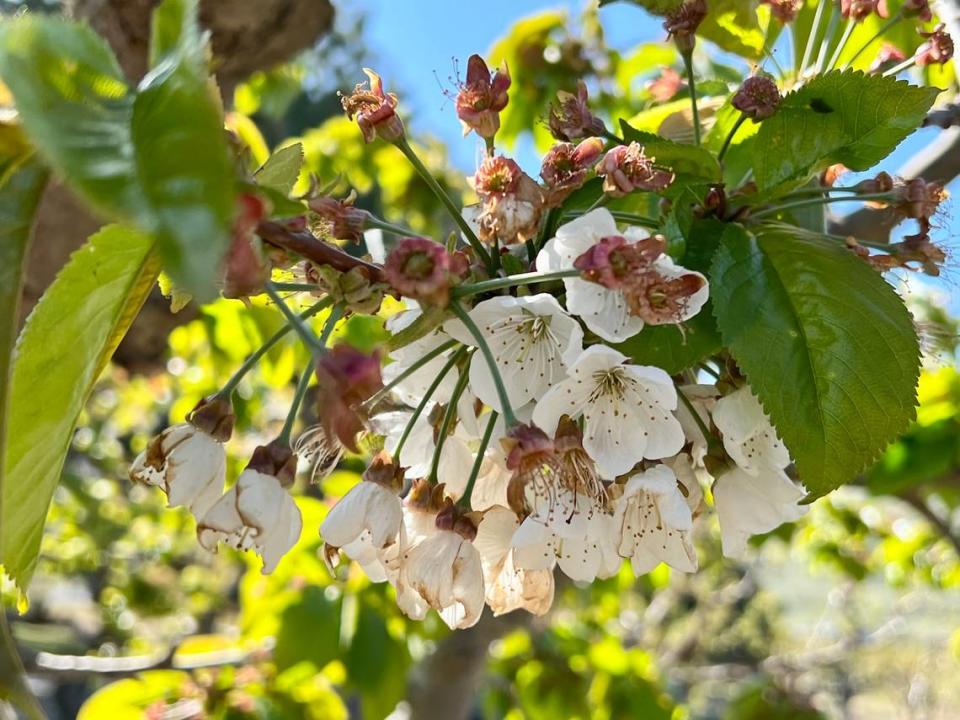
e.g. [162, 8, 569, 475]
[321, 453, 404, 552]
[444, 294, 583, 413]
[473, 506, 554, 616]
[533, 344, 684, 477]
[197, 443, 301, 574]
[616, 464, 697, 575]
[129, 397, 234, 520]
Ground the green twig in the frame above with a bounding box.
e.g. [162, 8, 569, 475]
[800, 0, 827, 75]
[459, 410, 499, 508]
[749, 192, 894, 219]
[451, 269, 580, 299]
[264, 282, 326, 352]
[394, 348, 466, 458]
[718, 114, 747, 164]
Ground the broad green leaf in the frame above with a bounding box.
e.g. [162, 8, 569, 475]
[255, 142, 305, 195]
[132, 0, 234, 299]
[753, 70, 939, 190]
[698, 0, 768, 59]
[710, 224, 920, 498]
[148, 0, 202, 67]
[619, 120, 722, 183]
[1, 225, 161, 591]
[0, 16, 142, 217]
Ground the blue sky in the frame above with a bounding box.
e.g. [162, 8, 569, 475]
[348, 0, 957, 311]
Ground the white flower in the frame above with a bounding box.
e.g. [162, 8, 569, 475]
[130, 422, 226, 520]
[469, 444, 512, 511]
[713, 466, 806, 559]
[536, 208, 645, 342]
[616, 465, 697, 575]
[511, 489, 620, 582]
[533, 344, 684, 477]
[712, 386, 790, 474]
[473, 506, 554, 616]
[444, 294, 583, 413]
[320, 478, 402, 551]
[383, 309, 458, 406]
[197, 469, 302, 574]
[398, 523, 485, 629]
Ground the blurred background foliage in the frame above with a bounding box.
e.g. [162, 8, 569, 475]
[2, 0, 959, 718]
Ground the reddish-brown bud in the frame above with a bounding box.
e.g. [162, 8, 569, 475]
[363, 451, 405, 492]
[540, 137, 605, 206]
[732, 74, 782, 122]
[916, 25, 954, 67]
[456, 54, 511, 139]
[223, 193, 270, 299]
[188, 395, 235, 442]
[840, 0, 888, 20]
[315, 345, 383, 452]
[853, 171, 894, 194]
[596, 142, 674, 197]
[340, 68, 405, 143]
[902, 0, 932, 21]
[547, 81, 607, 142]
[247, 439, 298, 488]
[761, 0, 801, 23]
[664, 0, 707, 53]
[383, 237, 467, 307]
[309, 192, 369, 243]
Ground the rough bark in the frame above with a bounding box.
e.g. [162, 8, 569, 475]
[20, 0, 334, 370]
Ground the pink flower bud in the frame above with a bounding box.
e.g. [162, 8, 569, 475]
[340, 68, 405, 143]
[732, 74, 782, 122]
[223, 193, 270, 299]
[852, 171, 894, 194]
[646, 67, 684, 103]
[455, 54, 511, 139]
[916, 25, 954, 67]
[761, 0, 802, 23]
[308, 192, 369, 243]
[595, 142, 674, 197]
[840, 0, 888, 21]
[664, 0, 707, 53]
[315, 345, 383, 452]
[547, 81, 607, 142]
[384, 237, 467, 306]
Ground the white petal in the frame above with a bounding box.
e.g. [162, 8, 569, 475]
[554, 207, 618, 250]
[531, 380, 588, 437]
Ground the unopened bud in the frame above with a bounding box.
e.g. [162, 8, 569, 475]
[732, 74, 781, 122]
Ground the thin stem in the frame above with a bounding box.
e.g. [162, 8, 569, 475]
[784, 184, 865, 197]
[826, 18, 857, 71]
[278, 305, 342, 444]
[394, 348, 466, 458]
[451, 269, 581, 298]
[217, 297, 333, 398]
[882, 56, 917, 77]
[394, 137, 493, 270]
[841, 12, 903, 70]
[365, 216, 419, 237]
[750, 192, 894, 219]
[264, 282, 326, 352]
[814, 7, 840, 74]
[681, 51, 701, 146]
[365, 339, 459, 408]
[800, 0, 827, 75]
[718, 114, 748, 163]
[459, 410, 499, 508]
[677, 386, 713, 447]
[450, 302, 518, 427]
[698, 362, 721, 380]
[428, 357, 473, 483]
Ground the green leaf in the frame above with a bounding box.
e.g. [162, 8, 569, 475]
[619, 120, 722, 184]
[255, 142, 305, 195]
[78, 670, 193, 719]
[148, 0, 202, 67]
[698, 0, 767, 59]
[0, 127, 47, 720]
[1, 225, 160, 591]
[753, 70, 939, 190]
[132, 0, 234, 299]
[0, 16, 142, 218]
[710, 224, 920, 498]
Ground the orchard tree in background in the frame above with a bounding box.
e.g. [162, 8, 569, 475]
[0, 0, 958, 717]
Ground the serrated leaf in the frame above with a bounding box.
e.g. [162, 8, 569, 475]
[0, 133, 47, 720]
[132, 0, 234, 300]
[710, 224, 920, 498]
[753, 70, 939, 190]
[619, 120, 722, 183]
[1, 225, 161, 591]
[255, 142, 305, 196]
